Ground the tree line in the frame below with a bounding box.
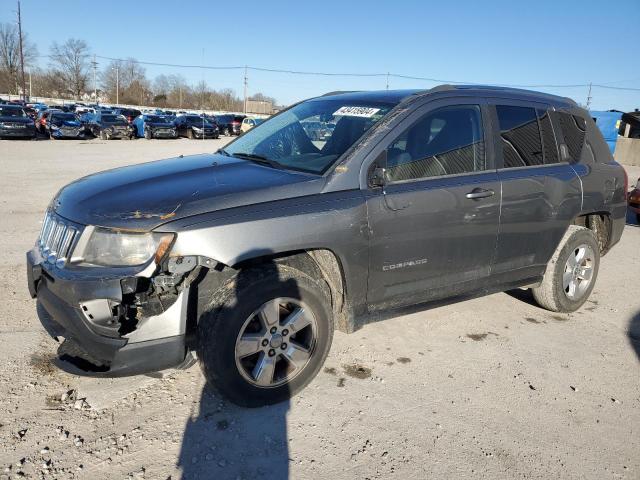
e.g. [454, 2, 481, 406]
[0, 23, 277, 110]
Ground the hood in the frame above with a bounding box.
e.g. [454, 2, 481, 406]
[52, 154, 325, 230]
[0, 116, 32, 123]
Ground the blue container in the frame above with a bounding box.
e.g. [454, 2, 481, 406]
[590, 110, 622, 154]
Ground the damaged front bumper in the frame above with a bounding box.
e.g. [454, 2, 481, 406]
[26, 246, 191, 376]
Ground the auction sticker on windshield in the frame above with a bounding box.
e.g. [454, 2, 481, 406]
[333, 106, 381, 118]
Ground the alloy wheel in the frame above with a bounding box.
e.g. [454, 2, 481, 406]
[234, 298, 317, 388]
[563, 244, 595, 300]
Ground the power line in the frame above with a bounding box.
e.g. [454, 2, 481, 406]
[32, 54, 640, 93]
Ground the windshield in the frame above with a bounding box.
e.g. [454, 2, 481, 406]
[146, 115, 169, 123]
[0, 107, 26, 117]
[254, 118, 265, 125]
[102, 114, 123, 122]
[223, 99, 394, 174]
[185, 116, 209, 125]
[53, 113, 77, 123]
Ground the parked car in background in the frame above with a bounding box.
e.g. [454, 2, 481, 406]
[215, 114, 245, 136]
[114, 108, 142, 124]
[45, 111, 85, 139]
[88, 112, 132, 139]
[132, 114, 177, 139]
[628, 178, 640, 222]
[35, 109, 62, 134]
[240, 117, 265, 133]
[174, 115, 219, 139]
[0, 104, 37, 139]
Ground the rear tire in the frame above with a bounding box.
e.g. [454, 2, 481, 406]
[636, 213, 640, 224]
[197, 265, 334, 407]
[222, 127, 230, 136]
[532, 225, 600, 312]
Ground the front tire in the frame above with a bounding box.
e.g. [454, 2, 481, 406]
[144, 128, 152, 140]
[532, 225, 600, 312]
[197, 265, 334, 407]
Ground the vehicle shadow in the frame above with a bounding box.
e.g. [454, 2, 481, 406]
[629, 312, 640, 362]
[178, 259, 292, 479]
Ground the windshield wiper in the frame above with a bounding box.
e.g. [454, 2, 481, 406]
[231, 152, 283, 169]
[217, 148, 231, 156]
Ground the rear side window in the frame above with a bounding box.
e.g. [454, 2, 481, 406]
[496, 105, 543, 167]
[386, 105, 485, 182]
[536, 109, 559, 164]
[555, 112, 586, 161]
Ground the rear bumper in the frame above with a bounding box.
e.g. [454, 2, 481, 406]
[27, 248, 188, 376]
[0, 126, 36, 137]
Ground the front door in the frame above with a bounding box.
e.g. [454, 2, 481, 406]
[366, 101, 500, 310]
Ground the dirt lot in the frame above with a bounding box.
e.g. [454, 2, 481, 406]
[0, 137, 639, 480]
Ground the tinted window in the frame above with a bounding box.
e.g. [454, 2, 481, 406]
[496, 105, 543, 168]
[386, 105, 485, 182]
[536, 109, 559, 164]
[0, 106, 26, 117]
[555, 112, 586, 161]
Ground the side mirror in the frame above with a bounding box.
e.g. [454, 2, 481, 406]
[368, 149, 388, 188]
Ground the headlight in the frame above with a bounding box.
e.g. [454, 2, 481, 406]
[81, 228, 174, 267]
[51, 124, 59, 130]
[192, 126, 202, 131]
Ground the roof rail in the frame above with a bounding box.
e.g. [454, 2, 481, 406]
[321, 91, 362, 97]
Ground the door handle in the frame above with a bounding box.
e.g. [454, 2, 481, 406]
[465, 188, 495, 200]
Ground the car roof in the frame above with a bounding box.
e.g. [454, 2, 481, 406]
[319, 85, 576, 108]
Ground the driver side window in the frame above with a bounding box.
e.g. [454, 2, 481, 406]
[386, 105, 485, 182]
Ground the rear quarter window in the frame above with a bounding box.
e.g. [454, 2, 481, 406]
[555, 111, 586, 162]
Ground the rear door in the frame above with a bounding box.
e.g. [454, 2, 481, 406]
[366, 98, 501, 309]
[489, 100, 582, 283]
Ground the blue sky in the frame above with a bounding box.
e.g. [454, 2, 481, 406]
[2, 0, 639, 110]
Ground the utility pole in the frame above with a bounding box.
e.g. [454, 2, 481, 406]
[243, 65, 248, 114]
[28, 70, 31, 98]
[91, 54, 98, 103]
[115, 65, 119, 105]
[16, 1, 27, 102]
[179, 86, 182, 109]
[586, 82, 592, 109]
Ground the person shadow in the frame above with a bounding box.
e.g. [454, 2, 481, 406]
[178, 258, 294, 479]
[629, 312, 640, 363]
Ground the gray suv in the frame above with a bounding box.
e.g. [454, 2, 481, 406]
[26, 86, 627, 407]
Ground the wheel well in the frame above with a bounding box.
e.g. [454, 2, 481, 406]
[573, 212, 612, 255]
[233, 249, 350, 333]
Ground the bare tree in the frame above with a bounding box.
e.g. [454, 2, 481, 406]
[0, 22, 37, 95]
[49, 39, 90, 99]
[101, 58, 150, 104]
[249, 92, 276, 105]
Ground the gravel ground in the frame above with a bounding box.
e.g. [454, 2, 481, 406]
[0, 137, 639, 480]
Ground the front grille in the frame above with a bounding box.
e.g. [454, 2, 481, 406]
[39, 212, 80, 267]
